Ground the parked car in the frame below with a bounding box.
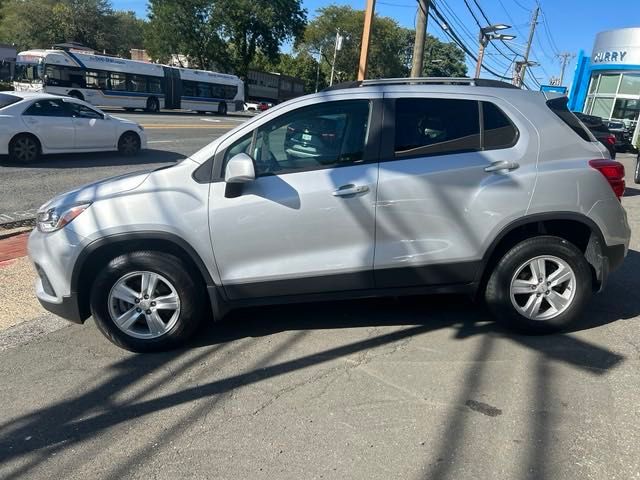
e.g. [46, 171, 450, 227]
[243, 100, 260, 112]
[28, 78, 630, 352]
[606, 121, 636, 153]
[573, 112, 616, 159]
[0, 91, 146, 163]
[258, 101, 274, 112]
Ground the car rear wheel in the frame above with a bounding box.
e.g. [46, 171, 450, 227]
[9, 134, 40, 163]
[118, 131, 141, 156]
[90, 251, 205, 352]
[485, 236, 592, 333]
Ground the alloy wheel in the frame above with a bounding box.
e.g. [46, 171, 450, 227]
[509, 255, 577, 321]
[12, 137, 38, 162]
[108, 271, 181, 339]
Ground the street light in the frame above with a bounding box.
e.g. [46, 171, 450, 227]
[474, 24, 515, 79]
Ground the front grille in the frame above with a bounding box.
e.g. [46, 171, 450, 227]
[34, 263, 56, 297]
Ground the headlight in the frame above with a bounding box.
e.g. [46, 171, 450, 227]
[37, 203, 91, 233]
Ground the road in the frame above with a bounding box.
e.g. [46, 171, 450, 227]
[0, 153, 639, 479]
[0, 111, 247, 224]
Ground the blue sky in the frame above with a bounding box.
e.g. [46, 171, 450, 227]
[113, 0, 640, 88]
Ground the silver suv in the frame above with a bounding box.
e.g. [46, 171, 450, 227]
[28, 78, 631, 352]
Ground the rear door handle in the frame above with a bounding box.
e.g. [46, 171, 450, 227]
[332, 184, 370, 197]
[484, 160, 520, 173]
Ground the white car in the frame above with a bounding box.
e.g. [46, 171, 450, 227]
[243, 100, 260, 112]
[0, 92, 147, 163]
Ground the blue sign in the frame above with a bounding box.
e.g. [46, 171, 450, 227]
[540, 85, 568, 94]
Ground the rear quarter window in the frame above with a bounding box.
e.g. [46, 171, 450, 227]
[0, 93, 21, 110]
[546, 96, 594, 142]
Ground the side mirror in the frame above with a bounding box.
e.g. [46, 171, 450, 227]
[225, 153, 255, 184]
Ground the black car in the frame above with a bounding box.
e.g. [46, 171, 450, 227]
[606, 121, 636, 153]
[574, 112, 616, 159]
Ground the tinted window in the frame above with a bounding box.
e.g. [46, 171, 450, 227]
[148, 77, 163, 94]
[197, 83, 211, 98]
[23, 99, 70, 117]
[547, 97, 592, 142]
[394, 98, 480, 158]
[85, 70, 108, 89]
[66, 102, 103, 119]
[482, 102, 518, 149]
[44, 65, 85, 88]
[128, 74, 147, 93]
[182, 80, 196, 97]
[249, 100, 370, 176]
[110, 72, 127, 91]
[0, 93, 21, 109]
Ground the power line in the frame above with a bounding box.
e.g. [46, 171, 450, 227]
[512, 0, 532, 11]
[470, 0, 523, 57]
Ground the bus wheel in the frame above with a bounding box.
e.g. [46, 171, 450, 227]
[68, 90, 84, 101]
[118, 132, 141, 156]
[217, 102, 227, 116]
[146, 97, 160, 113]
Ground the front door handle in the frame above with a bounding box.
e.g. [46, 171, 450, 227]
[484, 160, 520, 173]
[332, 184, 370, 197]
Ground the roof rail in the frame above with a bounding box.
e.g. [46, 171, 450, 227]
[323, 77, 519, 91]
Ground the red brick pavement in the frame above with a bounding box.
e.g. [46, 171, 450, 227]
[0, 232, 29, 265]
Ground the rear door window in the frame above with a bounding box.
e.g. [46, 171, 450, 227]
[23, 99, 71, 117]
[394, 98, 480, 158]
[0, 93, 20, 109]
[482, 102, 518, 149]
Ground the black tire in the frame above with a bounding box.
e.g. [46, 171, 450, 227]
[146, 97, 160, 113]
[68, 90, 84, 101]
[9, 134, 41, 163]
[90, 251, 206, 352]
[118, 131, 141, 156]
[217, 101, 227, 116]
[634, 156, 640, 184]
[485, 236, 592, 334]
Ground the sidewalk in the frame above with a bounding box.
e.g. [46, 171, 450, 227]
[0, 231, 29, 264]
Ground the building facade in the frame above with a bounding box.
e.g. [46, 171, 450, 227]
[0, 43, 17, 82]
[569, 27, 640, 145]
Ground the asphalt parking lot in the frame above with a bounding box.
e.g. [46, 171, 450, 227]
[0, 122, 639, 478]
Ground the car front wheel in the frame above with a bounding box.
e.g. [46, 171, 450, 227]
[90, 251, 205, 352]
[485, 236, 592, 333]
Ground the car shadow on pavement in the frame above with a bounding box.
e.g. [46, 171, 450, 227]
[0, 253, 638, 479]
[624, 186, 640, 197]
[0, 149, 186, 169]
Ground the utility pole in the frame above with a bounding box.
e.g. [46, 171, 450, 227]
[557, 52, 575, 85]
[329, 30, 343, 86]
[357, 0, 376, 81]
[520, 5, 539, 87]
[411, 0, 429, 77]
[314, 46, 323, 92]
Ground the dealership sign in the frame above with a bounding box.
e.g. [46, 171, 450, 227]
[593, 50, 627, 63]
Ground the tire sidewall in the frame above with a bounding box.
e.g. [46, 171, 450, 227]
[10, 134, 40, 163]
[118, 132, 140, 156]
[146, 97, 159, 113]
[90, 252, 204, 352]
[486, 236, 592, 333]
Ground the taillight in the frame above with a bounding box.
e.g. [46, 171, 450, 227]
[606, 134, 616, 146]
[589, 159, 625, 200]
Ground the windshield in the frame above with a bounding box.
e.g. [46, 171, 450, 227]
[14, 60, 43, 83]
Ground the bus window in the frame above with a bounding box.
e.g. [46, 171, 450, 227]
[197, 83, 211, 98]
[45, 65, 85, 88]
[182, 80, 196, 97]
[224, 85, 237, 99]
[85, 70, 108, 89]
[148, 77, 162, 94]
[128, 74, 147, 93]
[110, 72, 127, 91]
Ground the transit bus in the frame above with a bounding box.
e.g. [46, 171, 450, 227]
[13, 49, 244, 114]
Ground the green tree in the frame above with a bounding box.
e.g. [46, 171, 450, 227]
[299, 5, 467, 82]
[300, 5, 412, 82]
[0, 0, 144, 57]
[421, 34, 468, 77]
[145, 0, 306, 76]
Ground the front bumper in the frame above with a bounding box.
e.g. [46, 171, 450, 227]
[28, 226, 88, 323]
